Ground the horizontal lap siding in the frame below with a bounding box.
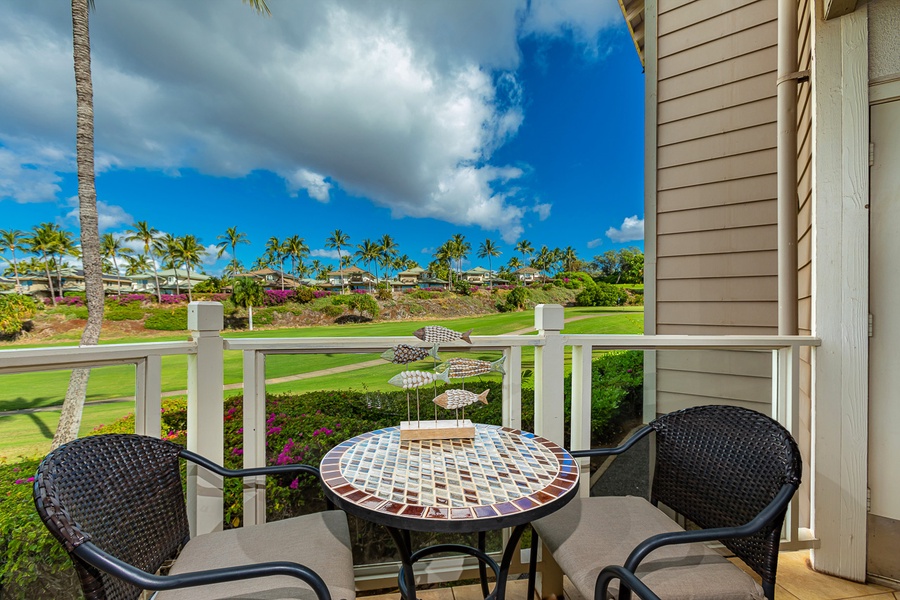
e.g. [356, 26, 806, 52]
[654, 0, 778, 415]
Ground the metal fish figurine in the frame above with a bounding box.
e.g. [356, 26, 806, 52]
[388, 369, 450, 390]
[381, 344, 440, 364]
[413, 326, 473, 344]
[436, 357, 505, 378]
[432, 388, 489, 410]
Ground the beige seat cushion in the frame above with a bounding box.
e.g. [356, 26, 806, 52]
[534, 496, 764, 600]
[158, 510, 355, 600]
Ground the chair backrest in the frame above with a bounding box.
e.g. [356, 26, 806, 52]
[33, 434, 191, 600]
[649, 405, 801, 591]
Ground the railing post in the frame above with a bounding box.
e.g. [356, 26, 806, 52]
[187, 301, 225, 536]
[533, 304, 566, 600]
[243, 349, 267, 526]
[533, 304, 566, 445]
[134, 355, 162, 437]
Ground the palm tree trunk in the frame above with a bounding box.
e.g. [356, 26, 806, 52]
[249, 304, 254, 331]
[152, 260, 162, 303]
[54, 0, 104, 449]
[11, 248, 21, 291]
[186, 265, 193, 302]
[42, 255, 57, 305]
[113, 254, 121, 295]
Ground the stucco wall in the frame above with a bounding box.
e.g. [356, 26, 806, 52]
[869, 0, 900, 81]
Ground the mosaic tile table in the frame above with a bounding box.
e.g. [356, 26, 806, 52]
[320, 424, 580, 600]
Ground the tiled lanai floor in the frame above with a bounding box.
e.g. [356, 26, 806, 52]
[364, 551, 899, 600]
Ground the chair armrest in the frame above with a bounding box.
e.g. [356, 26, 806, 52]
[594, 565, 661, 600]
[623, 483, 797, 573]
[74, 542, 332, 600]
[179, 449, 322, 480]
[571, 425, 653, 458]
[179, 450, 336, 509]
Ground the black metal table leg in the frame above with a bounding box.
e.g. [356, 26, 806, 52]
[387, 526, 418, 600]
[527, 525, 538, 600]
[492, 523, 528, 600]
[478, 531, 489, 598]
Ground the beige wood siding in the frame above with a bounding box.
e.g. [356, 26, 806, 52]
[654, 0, 778, 415]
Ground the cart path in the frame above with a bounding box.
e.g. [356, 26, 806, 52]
[0, 313, 611, 417]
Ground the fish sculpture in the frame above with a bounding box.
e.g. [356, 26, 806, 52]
[413, 326, 473, 344]
[432, 388, 489, 410]
[388, 369, 450, 390]
[381, 344, 440, 364]
[436, 357, 505, 378]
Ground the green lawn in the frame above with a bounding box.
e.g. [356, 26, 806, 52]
[0, 307, 643, 459]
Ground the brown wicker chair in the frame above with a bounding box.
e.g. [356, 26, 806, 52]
[530, 404, 802, 600]
[33, 434, 356, 600]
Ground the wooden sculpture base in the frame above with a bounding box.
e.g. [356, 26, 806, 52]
[400, 419, 475, 441]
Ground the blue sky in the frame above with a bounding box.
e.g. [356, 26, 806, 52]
[0, 1, 644, 276]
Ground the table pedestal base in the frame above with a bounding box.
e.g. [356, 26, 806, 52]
[387, 523, 530, 600]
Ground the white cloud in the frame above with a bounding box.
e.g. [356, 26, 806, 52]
[587, 237, 603, 248]
[63, 196, 134, 232]
[201, 244, 220, 266]
[287, 168, 333, 202]
[0, 2, 619, 239]
[311, 248, 341, 260]
[531, 202, 551, 221]
[605, 215, 644, 242]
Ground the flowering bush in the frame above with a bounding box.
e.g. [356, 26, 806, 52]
[44, 295, 84, 306]
[312, 290, 332, 299]
[264, 289, 295, 305]
[110, 294, 150, 306]
[159, 294, 188, 304]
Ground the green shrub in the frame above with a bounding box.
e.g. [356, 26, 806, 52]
[144, 306, 188, 330]
[555, 271, 595, 289]
[347, 293, 379, 319]
[407, 290, 435, 300]
[563, 350, 644, 445]
[294, 287, 315, 304]
[497, 286, 529, 312]
[575, 282, 627, 307]
[453, 280, 474, 296]
[0, 294, 41, 335]
[320, 303, 345, 318]
[375, 283, 392, 301]
[0, 457, 80, 599]
[103, 304, 145, 321]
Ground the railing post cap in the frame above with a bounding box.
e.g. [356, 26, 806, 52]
[535, 304, 565, 332]
[188, 301, 224, 331]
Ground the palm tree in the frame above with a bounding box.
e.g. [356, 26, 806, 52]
[53, 0, 105, 449]
[264, 236, 285, 290]
[123, 253, 152, 276]
[54, 229, 78, 293]
[125, 221, 163, 301]
[310, 259, 324, 281]
[173, 235, 206, 302]
[477, 239, 502, 289]
[433, 242, 454, 285]
[231, 276, 266, 331]
[449, 233, 470, 279]
[154, 233, 181, 295]
[532, 245, 554, 279]
[562, 246, 579, 272]
[515, 239, 534, 266]
[216, 226, 250, 277]
[283, 235, 309, 280]
[101, 233, 131, 296]
[354, 239, 381, 288]
[53, 0, 272, 450]
[507, 256, 523, 285]
[378, 234, 399, 280]
[0, 229, 25, 292]
[28, 223, 61, 305]
[325, 229, 350, 294]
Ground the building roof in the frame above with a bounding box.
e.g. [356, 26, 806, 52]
[398, 267, 425, 276]
[326, 265, 372, 277]
[154, 268, 209, 280]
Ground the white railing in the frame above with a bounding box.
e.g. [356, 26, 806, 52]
[0, 302, 820, 587]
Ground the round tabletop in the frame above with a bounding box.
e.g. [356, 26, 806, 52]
[319, 423, 580, 533]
